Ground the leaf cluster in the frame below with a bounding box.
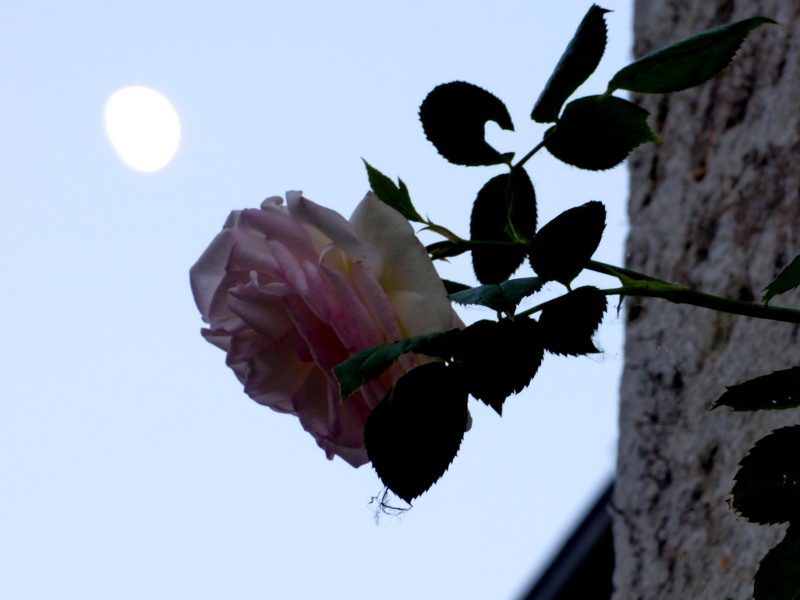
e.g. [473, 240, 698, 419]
[730, 424, 800, 600]
[353, 6, 781, 564]
[717, 326, 800, 599]
[334, 280, 606, 501]
[365, 7, 772, 291]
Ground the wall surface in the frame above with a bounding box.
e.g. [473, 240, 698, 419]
[614, 1, 800, 599]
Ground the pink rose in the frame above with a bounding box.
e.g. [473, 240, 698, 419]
[191, 191, 462, 467]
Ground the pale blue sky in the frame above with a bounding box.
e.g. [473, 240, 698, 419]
[1, 1, 631, 598]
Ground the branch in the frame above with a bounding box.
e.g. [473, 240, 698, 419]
[589, 260, 800, 325]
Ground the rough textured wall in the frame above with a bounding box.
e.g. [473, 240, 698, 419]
[613, 1, 800, 599]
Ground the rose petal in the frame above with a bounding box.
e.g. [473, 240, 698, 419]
[386, 290, 447, 338]
[350, 261, 403, 342]
[320, 263, 384, 351]
[191, 190, 465, 468]
[265, 240, 310, 296]
[281, 296, 348, 372]
[237, 205, 318, 263]
[243, 349, 311, 412]
[291, 368, 372, 468]
[190, 213, 245, 319]
[227, 285, 294, 342]
[287, 192, 384, 275]
[226, 243, 283, 281]
[350, 192, 456, 330]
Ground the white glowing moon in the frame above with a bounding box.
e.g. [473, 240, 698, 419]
[104, 87, 181, 172]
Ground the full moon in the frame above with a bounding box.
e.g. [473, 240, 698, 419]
[104, 87, 181, 172]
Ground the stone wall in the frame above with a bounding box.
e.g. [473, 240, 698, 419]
[613, 2, 800, 599]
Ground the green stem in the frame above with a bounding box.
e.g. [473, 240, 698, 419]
[431, 240, 800, 325]
[586, 260, 666, 283]
[605, 284, 800, 325]
[516, 296, 564, 319]
[514, 139, 548, 170]
[421, 222, 464, 243]
[588, 260, 800, 325]
[462, 240, 519, 247]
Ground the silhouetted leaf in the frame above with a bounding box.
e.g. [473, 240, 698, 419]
[763, 253, 800, 305]
[531, 4, 610, 123]
[543, 95, 660, 170]
[364, 362, 469, 503]
[714, 367, 800, 412]
[470, 169, 537, 284]
[608, 17, 777, 94]
[497, 277, 544, 305]
[427, 240, 469, 260]
[506, 168, 538, 243]
[419, 81, 515, 166]
[334, 329, 462, 399]
[732, 426, 800, 525]
[529, 201, 606, 285]
[449, 277, 543, 315]
[363, 159, 424, 222]
[456, 318, 544, 415]
[538, 286, 607, 355]
[442, 279, 472, 295]
[754, 525, 800, 600]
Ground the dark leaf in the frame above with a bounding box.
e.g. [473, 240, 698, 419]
[538, 286, 607, 356]
[763, 253, 800, 305]
[442, 279, 472, 295]
[427, 240, 469, 260]
[470, 169, 537, 284]
[419, 81, 515, 166]
[505, 167, 538, 244]
[754, 525, 800, 600]
[456, 318, 544, 415]
[529, 201, 606, 285]
[497, 277, 544, 305]
[531, 4, 610, 123]
[334, 329, 462, 399]
[732, 425, 800, 525]
[714, 367, 800, 412]
[544, 95, 660, 170]
[608, 17, 777, 94]
[363, 159, 424, 223]
[449, 277, 543, 315]
[364, 363, 469, 503]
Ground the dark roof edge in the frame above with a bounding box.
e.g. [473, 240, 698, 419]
[518, 479, 614, 600]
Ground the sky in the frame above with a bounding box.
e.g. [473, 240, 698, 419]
[1, 1, 632, 599]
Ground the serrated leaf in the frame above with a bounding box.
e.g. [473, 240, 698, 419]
[442, 279, 472, 295]
[363, 159, 424, 223]
[538, 286, 607, 356]
[763, 253, 800, 305]
[470, 170, 537, 284]
[333, 329, 462, 399]
[419, 81, 515, 166]
[456, 318, 544, 415]
[714, 367, 800, 412]
[497, 277, 545, 305]
[608, 17, 777, 94]
[543, 95, 660, 170]
[364, 362, 469, 503]
[505, 168, 538, 245]
[529, 201, 606, 285]
[531, 4, 610, 123]
[449, 277, 543, 315]
[732, 425, 800, 525]
[754, 525, 800, 600]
